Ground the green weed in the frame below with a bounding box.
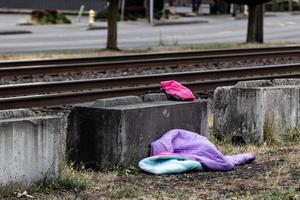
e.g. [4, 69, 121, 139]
[111, 184, 139, 199]
[159, 31, 166, 46]
[0, 184, 23, 198]
[283, 127, 300, 145]
[263, 117, 280, 146]
[175, 190, 189, 199]
[258, 189, 298, 200]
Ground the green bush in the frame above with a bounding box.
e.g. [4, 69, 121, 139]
[96, 7, 144, 21]
[126, 14, 137, 21]
[31, 10, 71, 25]
[95, 8, 109, 20]
[154, 9, 163, 20]
[164, 9, 171, 19]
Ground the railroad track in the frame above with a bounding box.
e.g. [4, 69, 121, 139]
[1, 46, 300, 78]
[0, 63, 300, 109]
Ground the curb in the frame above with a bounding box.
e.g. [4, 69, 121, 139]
[153, 20, 208, 26]
[0, 8, 89, 15]
[87, 26, 107, 31]
[0, 30, 32, 35]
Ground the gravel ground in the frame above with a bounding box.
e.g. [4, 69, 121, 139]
[1, 55, 300, 85]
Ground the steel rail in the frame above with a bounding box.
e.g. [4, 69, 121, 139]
[0, 63, 299, 109]
[1, 45, 300, 68]
[1, 46, 300, 77]
[0, 63, 299, 97]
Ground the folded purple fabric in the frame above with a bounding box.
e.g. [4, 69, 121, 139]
[150, 129, 255, 171]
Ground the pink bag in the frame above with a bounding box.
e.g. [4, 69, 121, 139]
[160, 80, 196, 101]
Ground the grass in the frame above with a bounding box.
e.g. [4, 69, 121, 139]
[1, 40, 299, 199]
[39, 166, 93, 192]
[0, 42, 296, 61]
[0, 184, 24, 199]
[283, 127, 300, 145]
[1, 142, 299, 199]
[238, 189, 299, 200]
[0, 164, 95, 199]
[263, 116, 281, 146]
[263, 115, 300, 146]
[174, 190, 190, 199]
[158, 31, 166, 47]
[1, 129, 299, 199]
[257, 189, 298, 200]
[111, 184, 139, 199]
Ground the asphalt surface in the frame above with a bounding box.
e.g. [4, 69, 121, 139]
[0, 12, 300, 53]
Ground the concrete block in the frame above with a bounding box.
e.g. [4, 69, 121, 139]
[272, 78, 300, 86]
[213, 79, 300, 144]
[0, 109, 36, 120]
[0, 109, 63, 186]
[143, 93, 168, 102]
[234, 80, 273, 88]
[213, 86, 232, 139]
[94, 96, 142, 108]
[67, 96, 207, 169]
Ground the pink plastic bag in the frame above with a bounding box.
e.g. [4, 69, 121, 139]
[160, 80, 196, 101]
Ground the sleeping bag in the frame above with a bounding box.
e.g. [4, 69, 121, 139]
[139, 129, 255, 174]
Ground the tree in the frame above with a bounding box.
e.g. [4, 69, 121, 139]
[107, 0, 119, 50]
[223, 0, 271, 43]
[192, 0, 202, 13]
[272, 0, 277, 11]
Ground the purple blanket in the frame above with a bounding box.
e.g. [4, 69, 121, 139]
[150, 129, 255, 171]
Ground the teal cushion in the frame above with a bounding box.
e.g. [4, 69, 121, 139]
[139, 155, 204, 175]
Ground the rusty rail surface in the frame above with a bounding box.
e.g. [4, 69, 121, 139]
[1, 46, 300, 77]
[0, 63, 300, 109]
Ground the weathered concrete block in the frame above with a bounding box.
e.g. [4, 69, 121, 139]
[213, 86, 232, 139]
[94, 96, 142, 107]
[234, 80, 273, 88]
[0, 108, 36, 120]
[272, 78, 300, 86]
[67, 96, 207, 169]
[213, 79, 300, 144]
[143, 93, 168, 102]
[0, 109, 63, 186]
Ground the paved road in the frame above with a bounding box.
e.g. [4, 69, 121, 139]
[0, 12, 300, 53]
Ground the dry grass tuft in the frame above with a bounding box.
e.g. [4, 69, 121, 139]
[263, 117, 281, 146]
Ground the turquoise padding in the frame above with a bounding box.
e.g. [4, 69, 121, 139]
[139, 155, 204, 175]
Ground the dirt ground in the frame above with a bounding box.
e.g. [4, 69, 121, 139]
[2, 143, 299, 200]
[87, 144, 300, 200]
[0, 42, 295, 61]
[0, 43, 299, 199]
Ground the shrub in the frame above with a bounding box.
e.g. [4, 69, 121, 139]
[95, 7, 144, 21]
[283, 127, 300, 145]
[111, 185, 139, 199]
[95, 8, 109, 20]
[164, 9, 171, 19]
[31, 10, 71, 25]
[263, 116, 281, 146]
[154, 9, 163, 20]
[124, 7, 146, 19]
